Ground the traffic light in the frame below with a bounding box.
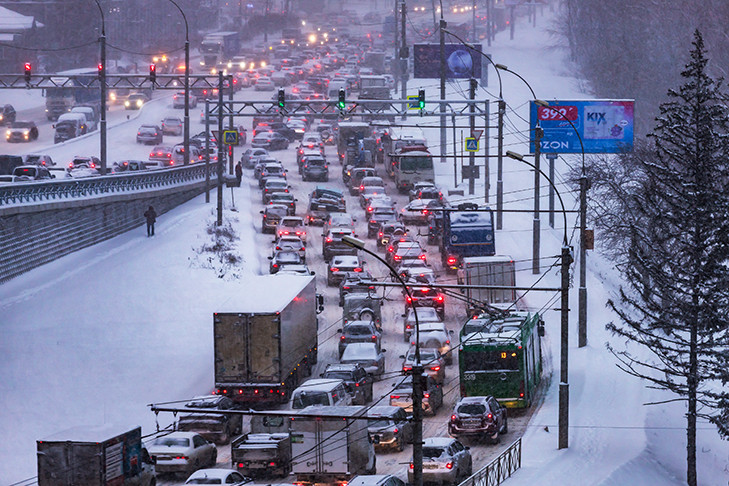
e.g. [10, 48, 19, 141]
[97, 63, 103, 79]
[149, 63, 157, 83]
[23, 62, 31, 83]
[278, 89, 285, 109]
[418, 89, 425, 110]
[338, 89, 346, 111]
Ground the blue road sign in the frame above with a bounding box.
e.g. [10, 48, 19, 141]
[222, 130, 239, 145]
[407, 95, 420, 109]
[465, 137, 478, 152]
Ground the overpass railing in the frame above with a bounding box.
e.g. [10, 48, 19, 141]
[458, 438, 522, 486]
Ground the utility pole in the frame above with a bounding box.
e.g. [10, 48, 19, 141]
[205, 100, 210, 203]
[559, 244, 572, 449]
[532, 126, 543, 274]
[99, 27, 107, 175]
[579, 172, 588, 347]
[547, 153, 557, 228]
[472, 0, 476, 42]
[217, 72, 224, 226]
[394, 0, 399, 95]
[486, 0, 492, 47]
[439, 17, 447, 165]
[496, 100, 505, 229]
[229, 76, 235, 174]
[400, 0, 407, 119]
[468, 78, 477, 195]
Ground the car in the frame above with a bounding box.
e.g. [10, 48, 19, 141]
[366, 407, 413, 452]
[254, 77, 275, 91]
[171, 144, 203, 165]
[347, 166, 376, 190]
[162, 116, 184, 136]
[6, 121, 38, 142]
[327, 212, 356, 231]
[273, 235, 306, 262]
[306, 197, 342, 225]
[391, 241, 427, 265]
[12, 164, 53, 181]
[358, 176, 385, 195]
[409, 321, 453, 364]
[302, 156, 329, 181]
[339, 271, 376, 306]
[124, 92, 149, 110]
[448, 395, 508, 444]
[176, 395, 243, 444]
[340, 342, 385, 378]
[173, 91, 198, 109]
[149, 145, 174, 164]
[251, 131, 290, 151]
[67, 155, 100, 171]
[276, 216, 307, 242]
[184, 468, 251, 485]
[366, 197, 396, 220]
[337, 320, 382, 358]
[360, 186, 389, 210]
[400, 199, 443, 225]
[389, 375, 443, 416]
[409, 181, 444, 202]
[402, 346, 445, 384]
[256, 161, 286, 184]
[402, 266, 438, 286]
[262, 178, 291, 204]
[394, 259, 431, 283]
[136, 124, 163, 144]
[322, 227, 359, 261]
[274, 263, 314, 276]
[403, 307, 443, 342]
[408, 437, 472, 485]
[327, 254, 364, 287]
[24, 154, 55, 166]
[342, 292, 383, 328]
[147, 431, 217, 475]
[269, 250, 303, 274]
[376, 222, 408, 249]
[368, 207, 397, 238]
[268, 192, 297, 215]
[320, 362, 373, 405]
[0, 104, 16, 125]
[297, 147, 325, 173]
[287, 119, 307, 139]
[349, 475, 406, 486]
[261, 204, 289, 233]
[290, 378, 353, 409]
[405, 285, 445, 321]
[112, 160, 148, 173]
[241, 147, 269, 169]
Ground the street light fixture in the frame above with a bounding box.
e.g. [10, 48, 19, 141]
[340, 235, 424, 486]
[166, 0, 190, 166]
[533, 99, 588, 348]
[506, 149, 572, 450]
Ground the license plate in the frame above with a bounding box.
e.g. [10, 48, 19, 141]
[423, 464, 438, 469]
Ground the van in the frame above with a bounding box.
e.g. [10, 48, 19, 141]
[289, 378, 353, 409]
[54, 113, 87, 143]
[70, 106, 98, 131]
[0, 154, 24, 175]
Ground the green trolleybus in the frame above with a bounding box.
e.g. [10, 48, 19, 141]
[458, 312, 543, 408]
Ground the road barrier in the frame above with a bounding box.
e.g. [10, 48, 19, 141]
[458, 438, 521, 486]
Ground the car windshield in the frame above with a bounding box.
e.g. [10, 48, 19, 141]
[422, 446, 446, 458]
[277, 252, 300, 262]
[292, 391, 330, 408]
[186, 479, 222, 484]
[271, 194, 293, 202]
[450, 211, 493, 227]
[457, 403, 487, 415]
[10, 122, 33, 128]
[153, 437, 189, 447]
[408, 350, 438, 362]
[400, 156, 433, 171]
[369, 419, 394, 428]
[324, 371, 354, 380]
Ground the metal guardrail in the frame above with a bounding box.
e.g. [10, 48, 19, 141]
[458, 438, 522, 486]
[0, 164, 214, 207]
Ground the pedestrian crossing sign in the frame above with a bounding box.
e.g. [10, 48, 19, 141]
[465, 137, 478, 152]
[407, 95, 420, 110]
[223, 130, 239, 145]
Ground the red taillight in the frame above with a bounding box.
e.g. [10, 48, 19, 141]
[446, 462, 453, 469]
[447, 256, 458, 265]
[394, 255, 402, 261]
[520, 380, 525, 398]
[89, 163, 96, 169]
[393, 427, 398, 433]
[360, 185, 364, 190]
[326, 237, 332, 243]
[409, 463, 414, 470]
[392, 395, 401, 399]
[451, 414, 457, 421]
[419, 254, 427, 260]
[423, 393, 430, 398]
[430, 366, 440, 371]
[68, 163, 74, 169]
[403, 366, 412, 372]
[378, 232, 383, 237]
[330, 267, 339, 272]
[237, 389, 243, 394]
[341, 335, 346, 340]
[435, 296, 444, 302]
[353, 267, 363, 272]
[372, 335, 377, 340]
[174, 455, 188, 460]
[269, 461, 276, 466]
[406, 296, 412, 304]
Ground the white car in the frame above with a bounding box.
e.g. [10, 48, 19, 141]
[185, 468, 251, 485]
[147, 431, 217, 475]
[410, 321, 454, 364]
[255, 77, 275, 91]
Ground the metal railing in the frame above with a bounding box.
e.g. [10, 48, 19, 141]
[458, 438, 522, 486]
[0, 164, 213, 207]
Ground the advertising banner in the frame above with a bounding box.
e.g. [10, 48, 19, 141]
[414, 43, 483, 79]
[529, 99, 634, 154]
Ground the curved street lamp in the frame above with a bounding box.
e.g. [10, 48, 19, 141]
[341, 235, 424, 486]
[506, 149, 572, 450]
[166, 0, 190, 166]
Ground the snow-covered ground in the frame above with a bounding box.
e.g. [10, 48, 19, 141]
[0, 4, 727, 486]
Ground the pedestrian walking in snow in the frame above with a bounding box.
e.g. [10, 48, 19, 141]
[235, 161, 243, 186]
[144, 205, 157, 237]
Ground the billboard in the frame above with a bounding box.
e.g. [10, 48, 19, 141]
[414, 43, 483, 79]
[529, 99, 634, 154]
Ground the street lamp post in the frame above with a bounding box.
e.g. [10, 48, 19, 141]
[341, 236, 423, 486]
[91, 0, 107, 175]
[167, 0, 190, 167]
[506, 150, 572, 450]
[534, 100, 588, 348]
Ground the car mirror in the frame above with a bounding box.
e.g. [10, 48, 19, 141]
[449, 329, 455, 335]
[381, 349, 387, 353]
[399, 354, 405, 359]
[294, 198, 298, 201]
[311, 271, 316, 276]
[267, 256, 273, 260]
[260, 210, 264, 214]
[401, 313, 407, 318]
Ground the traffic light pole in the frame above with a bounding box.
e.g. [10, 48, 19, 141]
[217, 72, 224, 226]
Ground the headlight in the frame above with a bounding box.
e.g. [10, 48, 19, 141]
[5, 130, 9, 138]
[124, 101, 130, 107]
[136, 100, 143, 107]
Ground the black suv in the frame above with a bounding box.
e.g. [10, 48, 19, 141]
[320, 363, 373, 405]
[0, 104, 16, 125]
[301, 156, 329, 182]
[322, 227, 358, 261]
[448, 396, 508, 444]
